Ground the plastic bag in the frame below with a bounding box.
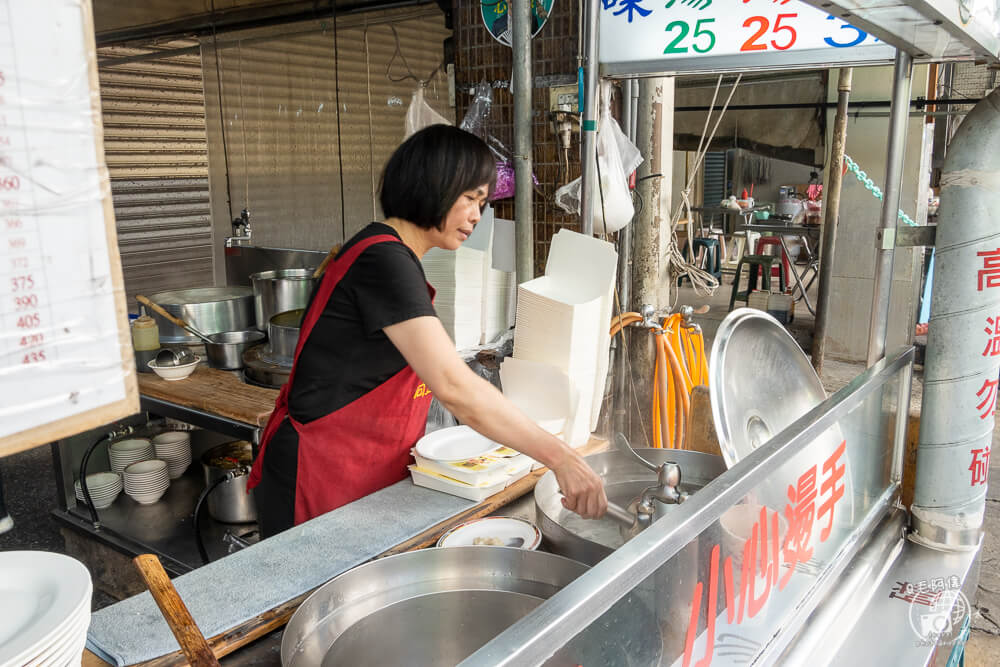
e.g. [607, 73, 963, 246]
[404, 87, 452, 139]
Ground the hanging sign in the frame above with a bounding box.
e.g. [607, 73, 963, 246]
[600, 0, 896, 76]
[0, 0, 138, 456]
[482, 0, 555, 47]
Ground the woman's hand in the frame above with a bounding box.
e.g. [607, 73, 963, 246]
[551, 451, 608, 520]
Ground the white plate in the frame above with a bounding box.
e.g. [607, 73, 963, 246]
[414, 426, 500, 462]
[24, 606, 88, 667]
[437, 516, 541, 550]
[0, 552, 92, 667]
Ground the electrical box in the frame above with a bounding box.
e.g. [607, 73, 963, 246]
[549, 85, 579, 112]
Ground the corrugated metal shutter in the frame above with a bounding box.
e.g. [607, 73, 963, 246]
[97, 39, 214, 305]
[702, 152, 726, 206]
[201, 6, 452, 252]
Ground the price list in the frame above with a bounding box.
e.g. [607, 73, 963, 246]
[0, 0, 136, 448]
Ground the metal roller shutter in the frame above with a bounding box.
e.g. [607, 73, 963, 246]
[201, 6, 452, 252]
[97, 39, 214, 307]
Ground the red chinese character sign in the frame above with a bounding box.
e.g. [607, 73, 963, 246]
[599, 0, 895, 75]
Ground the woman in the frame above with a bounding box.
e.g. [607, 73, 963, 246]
[248, 124, 607, 537]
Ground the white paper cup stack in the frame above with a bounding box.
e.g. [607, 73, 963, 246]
[123, 459, 170, 504]
[108, 438, 154, 473]
[152, 431, 192, 480]
[73, 472, 123, 509]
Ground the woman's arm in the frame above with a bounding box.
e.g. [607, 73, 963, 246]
[384, 316, 607, 519]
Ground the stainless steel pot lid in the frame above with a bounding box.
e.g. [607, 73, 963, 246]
[709, 309, 854, 528]
[148, 286, 253, 305]
[709, 308, 827, 468]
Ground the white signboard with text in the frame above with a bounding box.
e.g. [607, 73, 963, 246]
[0, 0, 138, 455]
[600, 0, 896, 75]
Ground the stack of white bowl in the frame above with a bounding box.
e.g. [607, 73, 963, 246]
[123, 460, 170, 504]
[152, 431, 192, 479]
[73, 472, 123, 509]
[108, 438, 154, 473]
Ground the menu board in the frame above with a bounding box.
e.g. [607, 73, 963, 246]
[600, 0, 896, 75]
[0, 0, 138, 456]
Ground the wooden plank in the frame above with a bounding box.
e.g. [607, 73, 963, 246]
[138, 367, 278, 427]
[86, 437, 609, 667]
[685, 385, 723, 458]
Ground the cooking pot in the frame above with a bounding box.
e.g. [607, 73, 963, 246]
[147, 287, 254, 344]
[203, 330, 265, 370]
[250, 269, 317, 331]
[281, 546, 660, 666]
[201, 441, 256, 523]
[265, 309, 303, 366]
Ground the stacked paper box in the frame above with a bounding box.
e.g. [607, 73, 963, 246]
[509, 230, 617, 446]
[422, 207, 515, 349]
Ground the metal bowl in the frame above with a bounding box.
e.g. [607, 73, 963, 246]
[281, 546, 659, 666]
[204, 330, 265, 370]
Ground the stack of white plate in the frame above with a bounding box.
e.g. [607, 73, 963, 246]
[0, 551, 92, 667]
[73, 472, 123, 509]
[152, 431, 192, 479]
[123, 459, 170, 504]
[108, 438, 154, 474]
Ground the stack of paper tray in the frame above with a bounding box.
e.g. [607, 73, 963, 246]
[510, 230, 618, 445]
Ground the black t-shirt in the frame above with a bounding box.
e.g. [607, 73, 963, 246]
[288, 222, 437, 423]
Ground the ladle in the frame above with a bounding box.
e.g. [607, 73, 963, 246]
[137, 295, 214, 344]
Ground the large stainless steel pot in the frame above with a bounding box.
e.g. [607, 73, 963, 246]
[250, 269, 317, 331]
[281, 546, 659, 666]
[265, 309, 303, 366]
[201, 441, 256, 523]
[148, 287, 254, 344]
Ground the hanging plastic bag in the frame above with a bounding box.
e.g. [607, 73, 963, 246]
[404, 87, 452, 139]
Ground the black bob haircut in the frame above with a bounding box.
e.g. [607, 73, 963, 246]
[379, 124, 497, 230]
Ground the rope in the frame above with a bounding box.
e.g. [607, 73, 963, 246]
[666, 74, 744, 299]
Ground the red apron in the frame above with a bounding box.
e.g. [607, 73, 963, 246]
[247, 234, 434, 525]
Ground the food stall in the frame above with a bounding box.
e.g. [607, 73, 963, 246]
[2, 0, 998, 665]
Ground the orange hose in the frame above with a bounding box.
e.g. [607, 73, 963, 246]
[654, 333, 672, 448]
[610, 312, 643, 338]
[662, 334, 689, 449]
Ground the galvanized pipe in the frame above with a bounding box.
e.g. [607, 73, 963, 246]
[912, 86, 1000, 552]
[512, 0, 534, 282]
[813, 68, 853, 374]
[579, 0, 600, 236]
[866, 50, 913, 366]
[613, 79, 635, 438]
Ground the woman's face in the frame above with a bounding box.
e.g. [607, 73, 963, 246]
[432, 184, 490, 251]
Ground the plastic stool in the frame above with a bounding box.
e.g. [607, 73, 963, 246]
[755, 236, 792, 282]
[728, 254, 787, 311]
[678, 237, 722, 285]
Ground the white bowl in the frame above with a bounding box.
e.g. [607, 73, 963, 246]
[110, 439, 152, 454]
[152, 431, 190, 446]
[126, 490, 167, 505]
[147, 356, 200, 381]
[124, 459, 168, 476]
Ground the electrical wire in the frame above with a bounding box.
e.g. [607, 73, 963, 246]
[210, 0, 234, 221]
[385, 24, 443, 86]
[330, 6, 347, 243]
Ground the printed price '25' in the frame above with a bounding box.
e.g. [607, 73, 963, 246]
[742, 14, 798, 51]
[664, 18, 715, 54]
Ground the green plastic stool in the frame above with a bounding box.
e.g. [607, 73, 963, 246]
[728, 254, 787, 311]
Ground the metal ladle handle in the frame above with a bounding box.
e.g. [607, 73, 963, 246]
[605, 501, 639, 528]
[615, 432, 659, 474]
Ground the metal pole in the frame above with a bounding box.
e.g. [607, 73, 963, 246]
[579, 0, 599, 236]
[512, 0, 534, 283]
[812, 67, 853, 374]
[866, 50, 912, 367]
[613, 80, 635, 438]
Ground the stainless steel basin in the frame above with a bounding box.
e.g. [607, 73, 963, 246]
[281, 546, 659, 666]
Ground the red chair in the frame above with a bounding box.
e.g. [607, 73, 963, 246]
[755, 236, 791, 282]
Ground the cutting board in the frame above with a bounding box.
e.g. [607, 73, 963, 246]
[137, 366, 278, 427]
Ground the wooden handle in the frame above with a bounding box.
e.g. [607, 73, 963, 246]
[312, 245, 341, 278]
[136, 295, 190, 330]
[133, 554, 221, 667]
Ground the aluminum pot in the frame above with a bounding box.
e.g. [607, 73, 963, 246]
[266, 309, 303, 366]
[204, 330, 265, 370]
[281, 546, 660, 666]
[201, 441, 256, 523]
[148, 287, 254, 344]
[250, 269, 317, 331]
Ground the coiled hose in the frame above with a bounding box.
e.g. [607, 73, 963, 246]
[610, 312, 707, 449]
